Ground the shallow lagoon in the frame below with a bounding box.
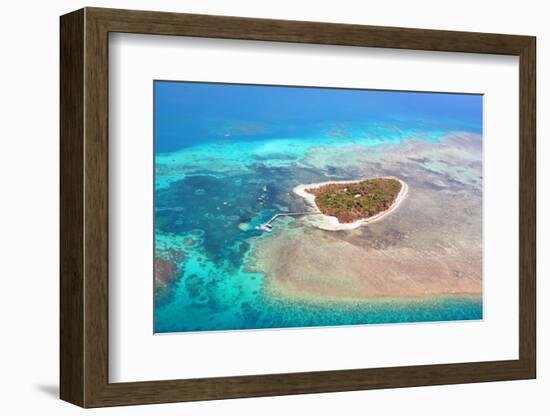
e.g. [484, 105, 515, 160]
[154, 130, 483, 333]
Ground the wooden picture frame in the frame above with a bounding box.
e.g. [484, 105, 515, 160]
[60, 7, 536, 408]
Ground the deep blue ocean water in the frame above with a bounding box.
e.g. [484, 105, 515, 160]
[155, 81, 482, 153]
[154, 81, 483, 333]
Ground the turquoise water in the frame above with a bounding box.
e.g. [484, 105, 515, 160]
[154, 82, 483, 333]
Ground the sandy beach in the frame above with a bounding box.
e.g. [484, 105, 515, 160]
[293, 176, 408, 231]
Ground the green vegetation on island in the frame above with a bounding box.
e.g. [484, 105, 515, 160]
[305, 178, 402, 223]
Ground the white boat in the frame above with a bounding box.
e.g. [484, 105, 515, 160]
[255, 223, 273, 232]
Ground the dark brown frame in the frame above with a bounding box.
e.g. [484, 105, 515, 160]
[60, 7, 536, 408]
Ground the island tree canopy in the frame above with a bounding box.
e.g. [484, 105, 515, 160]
[306, 178, 402, 223]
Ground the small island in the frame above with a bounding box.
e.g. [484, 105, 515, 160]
[293, 176, 408, 230]
[307, 177, 402, 223]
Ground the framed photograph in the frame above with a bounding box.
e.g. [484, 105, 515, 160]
[60, 7, 536, 407]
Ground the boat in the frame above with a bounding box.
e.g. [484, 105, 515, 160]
[255, 223, 273, 232]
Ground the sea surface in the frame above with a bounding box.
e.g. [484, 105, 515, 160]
[154, 81, 483, 333]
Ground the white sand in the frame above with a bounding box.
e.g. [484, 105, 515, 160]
[293, 176, 408, 231]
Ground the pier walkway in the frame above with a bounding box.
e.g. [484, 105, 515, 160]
[255, 211, 316, 231]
